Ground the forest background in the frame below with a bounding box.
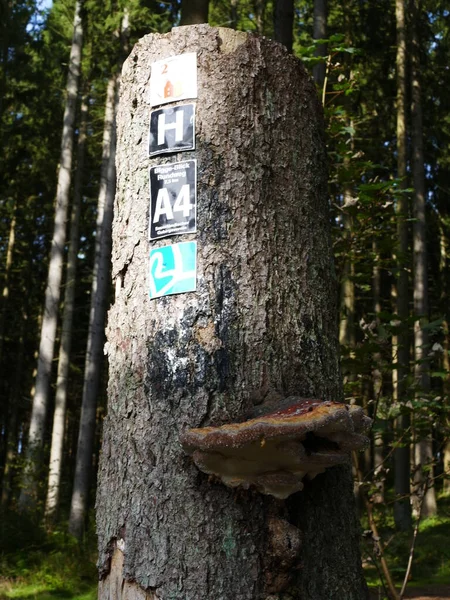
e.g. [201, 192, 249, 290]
[0, 0, 449, 599]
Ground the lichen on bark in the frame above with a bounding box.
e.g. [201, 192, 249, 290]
[97, 24, 368, 600]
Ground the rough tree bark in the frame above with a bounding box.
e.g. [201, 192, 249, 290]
[96, 25, 368, 600]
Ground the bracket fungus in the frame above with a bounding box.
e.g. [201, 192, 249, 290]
[181, 398, 371, 499]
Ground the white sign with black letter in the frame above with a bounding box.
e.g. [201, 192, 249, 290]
[149, 160, 197, 240]
[149, 104, 195, 156]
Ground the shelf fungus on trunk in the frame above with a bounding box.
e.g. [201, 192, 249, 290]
[181, 398, 371, 499]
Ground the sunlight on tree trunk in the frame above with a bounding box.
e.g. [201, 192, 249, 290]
[18, 0, 83, 513]
[45, 93, 89, 524]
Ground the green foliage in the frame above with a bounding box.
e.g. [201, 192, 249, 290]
[364, 495, 450, 592]
[0, 510, 97, 600]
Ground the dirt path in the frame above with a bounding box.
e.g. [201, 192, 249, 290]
[369, 585, 450, 599]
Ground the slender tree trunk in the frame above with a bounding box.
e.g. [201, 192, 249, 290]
[230, 0, 238, 29]
[180, 0, 209, 25]
[96, 25, 368, 600]
[253, 0, 266, 34]
[273, 0, 294, 52]
[313, 0, 327, 87]
[442, 320, 450, 494]
[410, 0, 436, 517]
[339, 199, 355, 352]
[438, 218, 450, 494]
[393, 0, 412, 531]
[0, 202, 16, 363]
[18, 0, 83, 512]
[68, 76, 117, 539]
[372, 239, 384, 503]
[45, 93, 89, 523]
[443, 320, 450, 495]
[0, 0, 11, 118]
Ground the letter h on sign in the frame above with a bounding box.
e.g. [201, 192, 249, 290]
[149, 104, 195, 157]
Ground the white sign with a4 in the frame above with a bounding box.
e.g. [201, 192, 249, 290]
[149, 160, 197, 241]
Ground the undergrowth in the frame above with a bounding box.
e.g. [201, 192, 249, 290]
[1, 497, 450, 600]
[363, 493, 450, 595]
[0, 510, 97, 600]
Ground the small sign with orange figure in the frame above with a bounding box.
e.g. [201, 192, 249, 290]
[150, 53, 197, 107]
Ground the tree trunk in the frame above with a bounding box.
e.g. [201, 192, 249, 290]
[45, 92, 89, 523]
[273, 0, 294, 52]
[180, 0, 209, 25]
[372, 239, 384, 504]
[253, 0, 266, 34]
[96, 25, 368, 600]
[393, 0, 412, 531]
[0, 202, 16, 363]
[68, 75, 117, 539]
[442, 319, 450, 495]
[410, 0, 436, 518]
[440, 221, 450, 495]
[18, 0, 83, 512]
[313, 0, 327, 87]
[339, 196, 355, 352]
[230, 0, 238, 29]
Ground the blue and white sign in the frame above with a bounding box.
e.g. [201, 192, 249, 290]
[149, 241, 197, 299]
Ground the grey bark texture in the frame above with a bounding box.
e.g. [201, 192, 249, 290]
[96, 25, 368, 600]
